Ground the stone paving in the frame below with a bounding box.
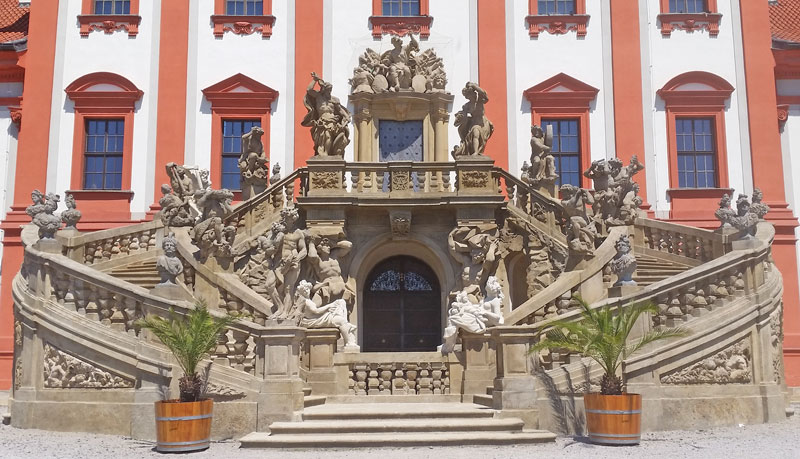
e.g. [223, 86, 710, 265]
[0, 405, 797, 459]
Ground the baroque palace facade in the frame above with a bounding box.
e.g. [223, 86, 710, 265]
[0, 0, 799, 444]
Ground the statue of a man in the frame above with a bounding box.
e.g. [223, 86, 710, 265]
[307, 236, 354, 307]
[274, 207, 307, 318]
[529, 124, 556, 188]
[302, 72, 351, 157]
[239, 126, 268, 185]
[448, 224, 499, 301]
[241, 223, 284, 313]
[452, 82, 494, 158]
[156, 233, 183, 287]
[560, 184, 596, 255]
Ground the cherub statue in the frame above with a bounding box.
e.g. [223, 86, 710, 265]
[296, 280, 358, 348]
[302, 72, 351, 157]
[452, 82, 494, 158]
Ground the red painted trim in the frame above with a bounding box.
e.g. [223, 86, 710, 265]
[79, 0, 141, 37]
[294, 0, 323, 168]
[774, 49, 800, 80]
[151, 0, 189, 212]
[211, 0, 275, 38]
[477, 0, 508, 170]
[526, 0, 588, 38]
[778, 96, 800, 105]
[524, 73, 598, 189]
[370, 0, 431, 38]
[0, 49, 25, 83]
[610, 0, 648, 206]
[0, 0, 60, 390]
[657, 0, 720, 37]
[202, 73, 278, 190]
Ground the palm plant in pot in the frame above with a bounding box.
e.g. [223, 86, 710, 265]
[531, 297, 686, 445]
[137, 302, 241, 453]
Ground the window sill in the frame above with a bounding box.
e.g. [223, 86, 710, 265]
[369, 15, 432, 39]
[657, 13, 722, 37]
[525, 14, 589, 38]
[666, 187, 732, 199]
[211, 15, 276, 38]
[67, 189, 135, 201]
[78, 15, 141, 38]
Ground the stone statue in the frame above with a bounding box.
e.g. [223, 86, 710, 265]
[296, 280, 358, 348]
[165, 163, 212, 220]
[448, 224, 499, 301]
[307, 236, 354, 308]
[190, 188, 236, 259]
[609, 234, 636, 286]
[714, 193, 736, 229]
[269, 163, 282, 186]
[157, 184, 195, 227]
[714, 191, 760, 239]
[751, 188, 770, 220]
[351, 35, 448, 95]
[240, 222, 284, 314]
[273, 207, 308, 318]
[441, 276, 505, 353]
[520, 161, 533, 186]
[156, 232, 183, 287]
[26, 190, 61, 239]
[238, 126, 269, 190]
[560, 184, 596, 257]
[583, 156, 645, 229]
[452, 82, 494, 158]
[60, 193, 81, 230]
[302, 72, 351, 157]
[529, 124, 557, 191]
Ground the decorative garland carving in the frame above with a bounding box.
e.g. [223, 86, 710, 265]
[78, 15, 141, 38]
[770, 307, 784, 384]
[660, 338, 751, 385]
[211, 15, 276, 38]
[43, 344, 134, 389]
[526, 15, 589, 38]
[657, 13, 721, 37]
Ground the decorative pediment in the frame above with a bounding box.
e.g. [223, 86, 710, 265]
[65, 72, 143, 109]
[202, 73, 278, 112]
[523, 73, 599, 109]
[657, 71, 733, 108]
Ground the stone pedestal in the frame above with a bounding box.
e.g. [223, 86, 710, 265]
[303, 328, 339, 395]
[32, 238, 61, 254]
[461, 332, 495, 396]
[608, 284, 641, 299]
[149, 283, 193, 302]
[255, 326, 306, 431]
[455, 155, 496, 194]
[306, 158, 346, 196]
[491, 327, 539, 429]
[241, 181, 267, 201]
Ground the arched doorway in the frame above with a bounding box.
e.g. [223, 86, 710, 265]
[363, 256, 441, 352]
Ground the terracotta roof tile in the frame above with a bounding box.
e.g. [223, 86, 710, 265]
[771, 0, 800, 45]
[0, 0, 29, 44]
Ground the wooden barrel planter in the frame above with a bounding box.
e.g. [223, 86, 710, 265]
[584, 393, 641, 445]
[154, 399, 213, 453]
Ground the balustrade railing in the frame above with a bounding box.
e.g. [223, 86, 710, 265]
[225, 169, 307, 238]
[634, 217, 727, 263]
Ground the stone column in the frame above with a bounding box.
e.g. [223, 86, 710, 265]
[491, 326, 539, 429]
[255, 326, 306, 431]
[461, 332, 495, 396]
[433, 103, 449, 163]
[303, 328, 338, 396]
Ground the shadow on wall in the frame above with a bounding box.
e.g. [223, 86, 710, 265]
[534, 361, 593, 435]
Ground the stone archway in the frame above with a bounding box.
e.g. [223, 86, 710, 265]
[362, 256, 441, 352]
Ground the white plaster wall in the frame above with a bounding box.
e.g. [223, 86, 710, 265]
[507, 0, 609, 176]
[187, 0, 290, 179]
[643, 0, 746, 214]
[328, 0, 473, 163]
[48, 0, 160, 215]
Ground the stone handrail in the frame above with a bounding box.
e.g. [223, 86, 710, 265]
[18, 225, 266, 378]
[633, 217, 728, 264]
[57, 220, 162, 267]
[344, 161, 457, 194]
[506, 226, 628, 325]
[494, 168, 567, 236]
[225, 168, 307, 238]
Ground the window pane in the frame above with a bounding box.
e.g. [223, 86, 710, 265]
[221, 119, 261, 191]
[676, 118, 716, 188]
[543, 118, 581, 187]
[83, 119, 125, 190]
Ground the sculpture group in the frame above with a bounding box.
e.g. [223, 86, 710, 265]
[350, 35, 447, 95]
[715, 188, 770, 239]
[26, 190, 81, 239]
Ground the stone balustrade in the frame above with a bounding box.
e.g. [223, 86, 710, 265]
[58, 220, 161, 267]
[634, 217, 728, 264]
[225, 168, 304, 239]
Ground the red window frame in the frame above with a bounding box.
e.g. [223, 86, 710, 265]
[526, 0, 588, 38]
[369, 0, 432, 39]
[202, 73, 278, 200]
[657, 0, 721, 37]
[211, 0, 276, 38]
[78, 0, 141, 37]
[523, 72, 598, 189]
[657, 71, 734, 223]
[65, 72, 143, 224]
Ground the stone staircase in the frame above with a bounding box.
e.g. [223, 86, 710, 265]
[633, 254, 691, 287]
[107, 259, 161, 290]
[239, 402, 556, 448]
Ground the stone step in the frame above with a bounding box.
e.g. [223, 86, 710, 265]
[111, 271, 161, 279]
[268, 417, 524, 435]
[303, 395, 326, 408]
[486, 385, 494, 395]
[473, 394, 493, 408]
[302, 387, 312, 397]
[239, 431, 556, 448]
[302, 403, 495, 421]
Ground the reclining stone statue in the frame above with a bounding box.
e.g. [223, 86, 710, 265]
[441, 276, 505, 353]
[296, 280, 358, 349]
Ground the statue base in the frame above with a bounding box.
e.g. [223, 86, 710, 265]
[343, 344, 361, 353]
[150, 283, 194, 302]
[241, 181, 267, 201]
[608, 284, 640, 299]
[33, 238, 62, 254]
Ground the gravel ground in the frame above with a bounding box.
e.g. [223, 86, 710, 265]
[0, 407, 798, 459]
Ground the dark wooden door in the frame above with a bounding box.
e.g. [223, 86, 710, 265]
[363, 256, 441, 352]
